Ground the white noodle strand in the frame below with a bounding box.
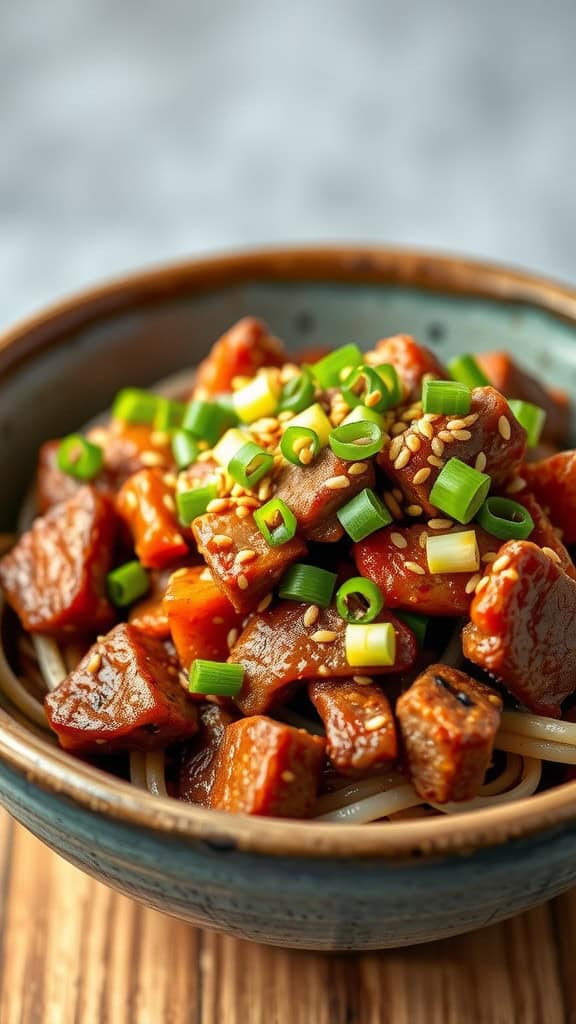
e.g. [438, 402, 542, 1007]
[145, 751, 168, 796]
[496, 732, 576, 764]
[0, 596, 49, 729]
[32, 635, 67, 692]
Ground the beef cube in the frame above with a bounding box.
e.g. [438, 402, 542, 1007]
[210, 716, 325, 817]
[128, 565, 192, 638]
[179, 703, 238, 806]
[192, 511, 307, 613]
[365, 334, 446, 401]
[498, 486, 576, 579]
[0, 486, 117, 636]
[463, 540, 576, 716]
[273, 447, 375, 539]
[163, 565, 244, 670]
[116, 468, 189, 569]
[523, 452, 576, 544]
[476, 351, 570, 444]
[378, 387, 527, 516]
[44, 623, 198, 753]
[231, 603, 417, 716]
[192, 317, 286, 398]
[354, 523, 498, 616]
[396, 664, 502, 802]
[309, 678, 397, 773]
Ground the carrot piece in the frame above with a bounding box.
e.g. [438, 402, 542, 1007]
[116, 468, 189, 570]
[163, 566, 243, 670]
[193, 317, 286, 398]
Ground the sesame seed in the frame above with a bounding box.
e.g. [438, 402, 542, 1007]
[492, 554, 511, 573]
[542, 546, 561, 564]
[171, 567, 189, 578]
[86, 652, 101, 674]
[431, 437, 445, 457]
[257, 593, 273, 613]
[389, 435, 405, 460]
[163, 473, 177, 487]
[258, 479, 273, 501]
[353, 675, 373, 686]
[231, 483, 246, 498]
[162, 494, 176, 513]
[151, 430, 170, 447]
[236, 496, 260, 507]
[293, 435, 312, 454]
[405, 561, 425, 575]
[391, 421, 406, 436]
[498, 416, 512, 441]
[199, 568, 212, 581]
[237, 574, 249, 590]
[438, 430, 454, 444]
[475, 576, 489, 594]
[318, 665, 329, 676]
[365, 714, 388, 732]
[281, 770, 296, 783]
[488, 694, 502, 706]
[278, 410, 294, 423]
[446, 418, 468, 431]
[465, 573, 481, 594]
[311, 629, 338, 643]
[140, 450, 165, 467]
[206, 498, 230, 513]
[299, 448, 314, 465]
[506, 476, 526, 495]
[365, 389, 383, 408]
[424, 413, 440, 422]
[406, 504, 423, 517]
[482, 551, 498, 563]
[501, 568, 520, 582]
[390, 531, 408, 549]
[348, 462, 368, 476]
[235, 548, 257, 565]
[235, 506, 251, 519]
[383, 492, 403, 519]
[303, 605, 320, 627]
[428, 518, 454, 530]
[413, 467, 431, 485]
[392, 488, 404, 501]
[213, 534, 233, 549]
[451, 429, 472, 441]
[406, 434, 422, 453]
[394, 448, 411, 470]
[255, 417, 279, 432]
[197, 450, 215, 462]
[427, 455, 444, 469]
[418, 419, 434, 439]
[463, 413, 479, 426]
[123, 490, 137, 510]
[474, 452, 487, 473]
[325, 475, 350, 490]
[418, 531, 428, 549]
[227, 628, 239, 649]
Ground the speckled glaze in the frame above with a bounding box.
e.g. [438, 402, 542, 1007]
[3, 247, 576, 950]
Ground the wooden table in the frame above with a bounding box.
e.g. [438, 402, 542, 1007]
[0, 810, 573, 1024]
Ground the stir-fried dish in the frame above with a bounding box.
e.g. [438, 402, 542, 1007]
[2, 317, 576, 823]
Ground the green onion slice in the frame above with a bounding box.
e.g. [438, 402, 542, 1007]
[278, 368, 316, 414]
[394, 611, 429, 649]
[310, 344, 363, 387]
[476, 496, 534, 541]
[341, 404, 387, 430]
[57, 435, 104, 481]
[153, 397, 186, 432]
[112, 388, 160, 424]
[189, 659, 244, 697]
[341, 365, 394, 413]
[329, 420, 384, 461]
[508, 399, 547, 448]
[176, 484, 218, 525]
[254, 498, 297, 547]
[345, 622, 396, 667]
[422, 379, 472, 416]
[429, 457, 490, 524]
[228, 442, 274, 489]
[171, 430, 200, 470]
[447, 355, 490, 388]
[278, 563, 337, 607]
[336, 488, 393, 542]
[107, 561, 150, 607]
[336, 577, 384, 624]
[280, 426, 321, 466]
[373, 363, 402, 407]
[182, 399, 235, 446]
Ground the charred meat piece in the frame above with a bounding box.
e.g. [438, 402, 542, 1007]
[308, 678, 397, 774]
[231, 603, 417, 716]
[179, 703, 238, 806]
[378, 387, 527, 516]
[116, 468, 189, 570]
[366, 334, 446, 401]
[273, 447, 375, 539]
[463, 540, 576, 716]
[210, 716, 325, 817]
[44, 623, 198, 753]
[354, 523, 497, 616]
[192, 511, 307, 614]
[396, 664, 502, 802]
[497, 486, 576, 579]
[192, 317, 286, 398]
[128, 564, 194, 638]
[163, 565, 244, 670]
[0, 486, 117, 636]
[476, 351, 570, 445]
[523, 452, 576, 545]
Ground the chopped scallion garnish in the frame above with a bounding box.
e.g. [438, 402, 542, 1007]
[280, 426, 320, 466]
[336, 488, 392, 542]
[112, 388, 160, 424]
[171, 429, 200, 470]
[426, 530, 480, 574]
[182, 399, 235, 446]
[153, 397, 186, 432]
[283, 402, 332, 447]
[447, 355, 490, 388]
[341, 404, 387, 431]
[57, 435, 104, 481]
[189, 659, 244, 696]
[422, 379, 472, 416]
[429, 457, 490, 524]
[278, 368, 316, 414]
[310, 344, 363, 387]
[176, 484, 218, 525]
[508, 399, 547, 448]
[373, 363, 402, 407]
[254, 498, 297, 547]
[476, 496, 534, 541]
[341, 365, 393, 413]
[345, 622, 396, 667]
[329, 420, 384, 461]
[278, 563, 337, 607]
[336, 577, 384, 624]
[228, 442, 274, 489]
[107, 560, 150, 607]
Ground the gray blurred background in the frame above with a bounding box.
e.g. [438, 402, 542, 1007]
[2, 0, 576, 326]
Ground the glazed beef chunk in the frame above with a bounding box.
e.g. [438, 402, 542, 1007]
[163, 565, 244, 670]
[309, 678, 397, 774]
[192, 317, 286, 398]
[179, 703, 238, 806]
[273, 447, 375, 539]
[44, 623, 198, 754]
[116, 468, 189, 570]
[463, 541, 576, 716]
[0, 486, 116, 637]
[523, 452, 576, 545]
[210, 716, 325, 817]
[476, 351, 569, 445]
[231, 603, 417, 716]
[396, 664, 502, 802]
[365, 334, 446, 401]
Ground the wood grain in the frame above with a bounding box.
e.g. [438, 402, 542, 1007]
[0, 810, 571, 1024]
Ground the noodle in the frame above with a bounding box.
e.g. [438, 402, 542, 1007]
[500, 710, 576, 744]
[129, 751, 147, 788]
[432, 757, 542, 814]
[314, 771, 405, 816]
[0, 594, 49, 729]
[496, 732, 576, 765]
[32, 635, 66, 692]
[315, 783, 421, 824]
[144, 751, 168, 797]
[479, 752, 523, 796]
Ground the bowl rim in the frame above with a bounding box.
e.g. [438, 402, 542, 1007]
[3, 242, 576, 860]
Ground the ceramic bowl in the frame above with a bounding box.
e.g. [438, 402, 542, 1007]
[2, 246, 576, 951]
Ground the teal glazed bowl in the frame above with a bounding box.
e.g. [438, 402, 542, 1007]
[3, 246, 576, 951]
